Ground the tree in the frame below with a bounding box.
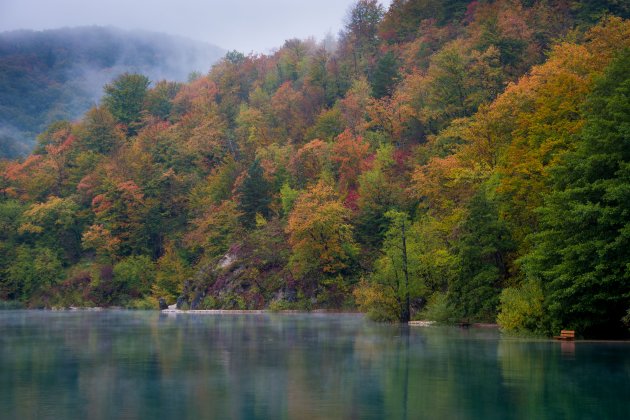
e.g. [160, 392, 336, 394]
[81, 224, 121, 261]
[449, 188, 514, 321]
[90, 179, 149, 257]
[306, 108, 345, 141]
[237, 159, 272, 228]
[18, 196, 82, 262]
[270, 82, 308, 141]
[341, 0, 385, 76]
[385, 210, 412, 322]
[519, 50, 630, 337]
[286, 181, 357, 295]
[424, 42, 470, 127]
[103, 73, 150, 135]
[42, 125, 76, 196]
[0, 200, 25, 299]
[355, 143, 406, 248]
[6, 246, 63, 302]
[34, 120, 73, 153]
[145, 80, 182, 120]
[357, 210, 457, 322]
[338, 76, 372, 134]
[78, 106, 123, 154]
[331, 129, 371, 192]
[379, 0, 468, 42]
[370, 51, 399, 98]
[153, 243, 193, 303]
[280, 182, 299, 217]
[360, 210, 424, 322]
[185, 200, 242, 263]
[290, 139, 329, 188]
[185, 107, 230, 171]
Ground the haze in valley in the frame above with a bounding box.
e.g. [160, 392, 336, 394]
[1, 0, 393, 53]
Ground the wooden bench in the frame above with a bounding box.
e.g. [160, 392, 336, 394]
[553, 330, 575, 341]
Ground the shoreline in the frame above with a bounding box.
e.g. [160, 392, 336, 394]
[160, 309, 362, 315]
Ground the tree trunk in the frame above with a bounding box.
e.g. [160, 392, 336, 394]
[400, 220, 410, 323]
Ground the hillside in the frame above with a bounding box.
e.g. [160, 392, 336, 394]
[0, 26, 224, 157]
[1, 0, 629, 338]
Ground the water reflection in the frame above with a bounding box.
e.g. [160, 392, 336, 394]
[0, 311, 629, 419]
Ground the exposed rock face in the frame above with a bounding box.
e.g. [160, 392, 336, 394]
[217, 253, 236, 269]
[175, 220, 293, 310]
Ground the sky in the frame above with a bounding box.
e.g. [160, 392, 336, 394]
[0, 0, 393, 53]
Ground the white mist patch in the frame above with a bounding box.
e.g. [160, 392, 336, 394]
[0, 26, 225, 158]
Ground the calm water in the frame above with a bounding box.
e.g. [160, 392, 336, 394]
[0, 311, 629, 419]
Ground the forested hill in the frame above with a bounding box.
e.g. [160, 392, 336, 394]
[0, 26, 224, 158]
[1, 1, 629, 338]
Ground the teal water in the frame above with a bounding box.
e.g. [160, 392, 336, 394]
[0, 311, 628, 419]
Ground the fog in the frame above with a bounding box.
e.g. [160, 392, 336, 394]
[0, 27, 225, 157]
[0, 0, 395, 157]
[0, 0, 393, 53]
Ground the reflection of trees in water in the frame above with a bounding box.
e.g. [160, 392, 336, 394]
[497, 339, 630, 419]
[1, 313, 630, 418]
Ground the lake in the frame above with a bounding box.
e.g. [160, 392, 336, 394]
[0, 311, 628, 419]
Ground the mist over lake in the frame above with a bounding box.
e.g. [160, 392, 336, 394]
[1, 311, 629, 419]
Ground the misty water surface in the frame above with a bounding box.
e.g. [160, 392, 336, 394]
[0, 311, 628, 419]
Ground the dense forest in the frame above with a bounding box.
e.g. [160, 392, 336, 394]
[0, 26, 224, 158]
[1, 0, 629, 338]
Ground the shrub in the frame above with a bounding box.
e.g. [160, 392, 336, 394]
[198, 296, 219, 310]
[497, 280, 545, 334]
[127, 296, 158, 310]
[353, 279, 399, 322]
[419, 292, 458, 323]
[269, 299, 301, 312]
[113, 255, 156, 298]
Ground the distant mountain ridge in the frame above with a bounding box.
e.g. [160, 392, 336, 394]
[0, 26, 225, 157]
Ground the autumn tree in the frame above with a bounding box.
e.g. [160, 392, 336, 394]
[331, 129, 371, 192]
[338, 76, 372, 134]
[270, 81, 308, 141]
[153, 243, 193, 303]
[185, 200, 242, 263]
[290, 139, 330, 188]
[89, 179, 149, 258]
[286, 181, 358, 297]
[18, 196, 82, 262]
